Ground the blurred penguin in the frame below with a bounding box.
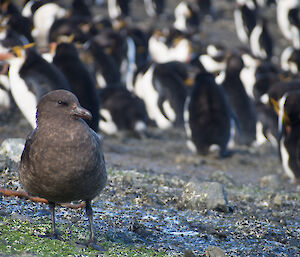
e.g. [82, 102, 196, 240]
[52, 42, 101, 131]
[218, 53, 257, 146]
[281, 46, 300, 75]
[184, 72, 234, 157]
[4, 45, 70, 127]
[249, 17, 273, 60]
[276, 0, 300, 49]
[134, 61, 188, 129]
[98, 86, 149, 136]
[234, 0, 258, 44]
[107, 0, 131, 20]
[277, 90, 300, 182]
[173, 1, 201, 34]
[144, 0, 165, 17]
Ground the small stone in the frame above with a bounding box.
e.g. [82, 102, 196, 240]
[10, 213, 34, 223]
[179, 181, 230, 212]
[273, 194, 283, 206]
[0, 138, 26, 163]
[206, 246, 226, 257]
[184, 249, 197, 257]
[210, 170, 236, 187]
[0, 154, 10, 171]
[259, 174, 281, 190]
[122, 170, 143, 184]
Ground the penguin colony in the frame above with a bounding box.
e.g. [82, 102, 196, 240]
[0, 1, 300, 200]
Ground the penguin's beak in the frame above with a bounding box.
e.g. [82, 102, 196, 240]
[71, 105, 92, 120]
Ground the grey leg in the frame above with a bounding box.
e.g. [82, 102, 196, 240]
[49, 201, 59, 239]
[85, 200, 95, 243]
[85, 200, 105, 251]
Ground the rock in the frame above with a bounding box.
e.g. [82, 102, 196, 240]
[122, 169, 144, 185]
[273, 194, 283, 206]
[0, 138, 25, 163]
[184, 249, 197, 257]
[210, 170, 236, 187]
[179, 181, 230, 212]
[259, 174, 282, 190]
[0, 154, 11, 171]
[206, 246, 226, 257]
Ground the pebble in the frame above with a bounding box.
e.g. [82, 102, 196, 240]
[179, 181, 230, 212]
[259, 174, 282, 190]
[206, 246, 226, 257]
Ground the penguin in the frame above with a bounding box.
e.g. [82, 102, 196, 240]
[87, 34, 123, 88]
[134, 61, 188, 129]
[249, 17, 273, 60]
[234, 0, 257, 44]
[254, 0, 275, 8]
[277, 90, 300, 182]
[194, 0, 214, 17]
[173, 1, 200, 34]
[218, 53, 257, 146]
[281, 46, 300, 75]
[247, 59, 280, 146]
[52, 42, 100, 132]
[0, 25, 27, 52]
[98, 86, 149, 136]
[148, 29, 193, 63]
[276, 0, 300, 49]
[184, 71, 233, 157]
[152, 61, 188, 127]
[264, 79, 300, 106]
[144, 0, 165, 17]
[71, 0, 92, 18]
[0, 72, 13, 122]
[48, 0, 98, 44]
[197, 43, 228, 73]
[4, 45, 70, 127]
[22, 0, 54, 18]
[255, 99, 278, 146]
[239, 52, 261, 99]
[107, 0, 131, 20]
[257, 79, 300, 144]
[30, 1, 67, 47]
[49, 17, 95, 45]
[126, 26, 149, 70]
[240, 52, 278, 100]
[5, 11, 34, 43]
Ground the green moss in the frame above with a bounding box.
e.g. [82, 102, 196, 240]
[0, 217, 168, 257]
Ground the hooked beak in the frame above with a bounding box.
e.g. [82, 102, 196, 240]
[71, 105, 92, 120]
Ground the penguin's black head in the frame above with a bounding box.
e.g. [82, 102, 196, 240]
[55, 42, 79, 59]
[194, 71, 215, 85]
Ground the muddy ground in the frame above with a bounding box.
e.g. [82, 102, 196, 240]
[0, 0, 300, 256]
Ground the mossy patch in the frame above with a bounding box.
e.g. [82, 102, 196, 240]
[0, 216, 169, 256]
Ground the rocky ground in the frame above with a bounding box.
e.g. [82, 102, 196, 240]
[1, 0, 300, 256]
